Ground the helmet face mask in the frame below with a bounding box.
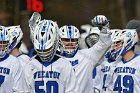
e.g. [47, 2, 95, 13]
[59, 25, 80, 57]
[110, 40, 124, 60]
[0, 26, 9, 58]
[111, 40, 123, 53]
[61, 38, 78, 49]
[0, 41, 9, 58]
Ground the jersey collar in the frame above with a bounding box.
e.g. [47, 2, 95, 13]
[0, 54, 10, 62]
[122, 54, 139, 64]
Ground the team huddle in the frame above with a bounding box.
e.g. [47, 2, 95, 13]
[0, 12, 140, 93]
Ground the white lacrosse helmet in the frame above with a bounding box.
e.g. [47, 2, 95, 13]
[0, 26, 10, 58]
[59, 25, 80, 57]
[105, 29, 121, 60]
[85, 27, 100, 48]
[110, 29, 138, 60]
[6, 25, 23, 51]
[33, 19, 59, 62]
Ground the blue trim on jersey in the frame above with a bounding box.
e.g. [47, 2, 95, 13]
[29, 48, 35, 58]
[0, 54, 9, 62]
[122, 54, 139, 64]
[39, 56, 60, 67]
[16, 53, 23, 57]
[93, 67, 96, 79]
[40, 61, 56, 67]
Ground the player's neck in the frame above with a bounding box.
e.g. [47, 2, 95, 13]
[122, 50, 135, 62]
[10, 48, 20, 57]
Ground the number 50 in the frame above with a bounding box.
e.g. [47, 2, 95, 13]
[35, 81, 58, 93]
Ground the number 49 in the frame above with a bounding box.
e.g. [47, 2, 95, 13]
[113, 75, 134, 93]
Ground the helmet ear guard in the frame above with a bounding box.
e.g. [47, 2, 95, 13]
[59, 25, 80, 57]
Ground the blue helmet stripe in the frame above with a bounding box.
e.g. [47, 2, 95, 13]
[72, 26, 74, 38]
[67, 26, 70, 38]
[0, 32, 1, 41]
[96, 16, 98, 25]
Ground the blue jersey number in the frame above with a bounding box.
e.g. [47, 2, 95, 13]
[0, 75, 5, 87]
[113, 75, 134, 93]
[35, 81, 58, 93]
[102, 74, 107, 91]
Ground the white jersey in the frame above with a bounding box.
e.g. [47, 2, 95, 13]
[107, 54, 140, 93]
[0, 55, 27, 93]
[24, 56, 81, 93]
[100, 59, 118, 93]
[17, 54, 30, 67]
[65, 34, 111, 93]
[92, 65, 102, 93]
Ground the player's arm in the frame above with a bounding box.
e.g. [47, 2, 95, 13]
[12, 59, 30, 93]
[63, 60, 81, 93]
[81, 15, 111, 66]
[24, 62, 36, 93]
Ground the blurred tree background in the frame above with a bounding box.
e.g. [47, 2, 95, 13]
[0, 0, 140, 48]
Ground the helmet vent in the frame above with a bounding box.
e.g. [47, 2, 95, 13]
[68, 26, 71, 29]
[0, 28, 2, 31]
[127, 39, 131, 43]
[48, 34, 51, 40]
[51, 23, 54, 26]
[6, 31, 8, 35]
[116, 33, 119, 36]
[62, 29, 64, 32]
[36, 21, 39, 24]
[122, 31, 126, 33]
[36, 35, 37, 39]
[50, 28, 53, 33]
[41, 32, 45, 36]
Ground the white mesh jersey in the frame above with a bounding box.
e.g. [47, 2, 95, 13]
[65, 34, 111, 93]
[17, 54, 30, 67]
[24, 56, 81, 93]
[0, 55, 27, 93]
[107, 54, 140, 93]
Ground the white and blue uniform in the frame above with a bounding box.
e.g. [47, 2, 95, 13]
[92, 65, 102, 93]
[24, 56, 81, 93]
[65, 34, 111, 93]
[107, 54, 140, 93]
[17, 54, 30, 67]
[100, 59, 119, 93]
[0, 55, 27, 93]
